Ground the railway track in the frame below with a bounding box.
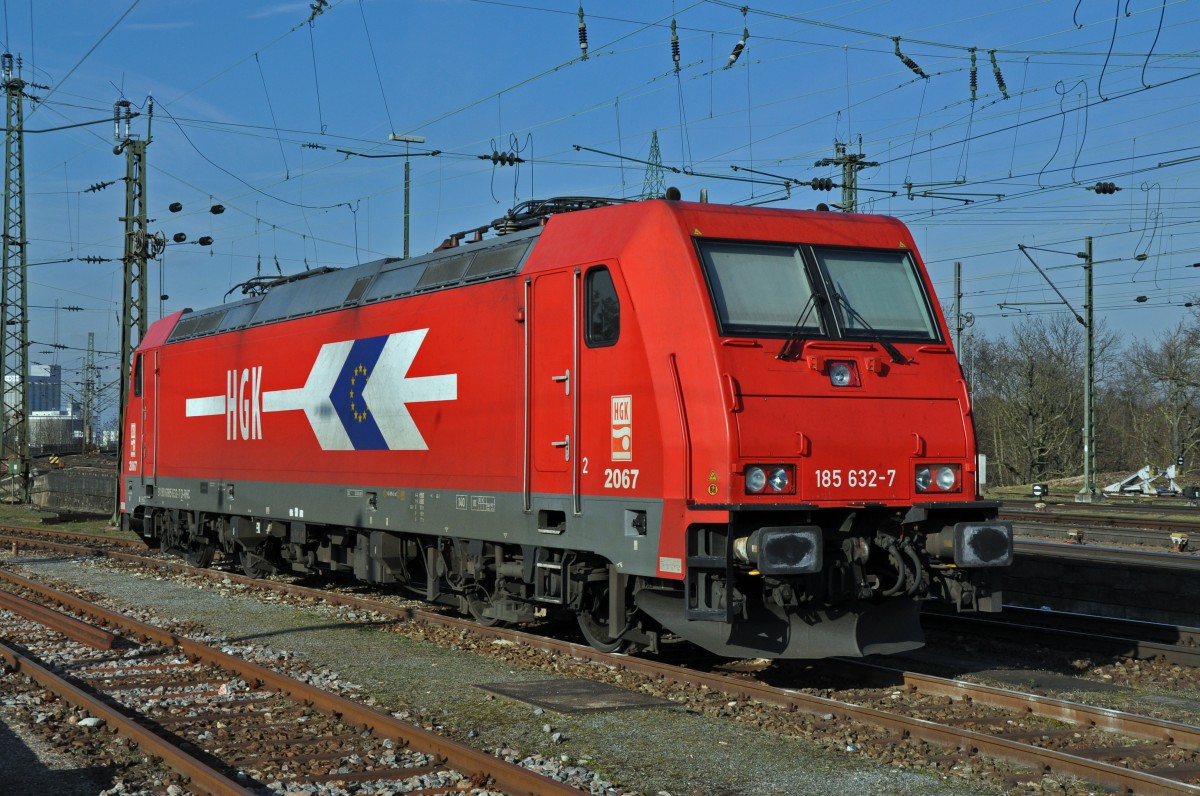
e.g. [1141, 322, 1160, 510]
[1016, 538, 1200, 570]
[0, 566, 575, 796]
[1002, 504, 1198, 551]
[923, 605, 1200, 668]
[1003, 496, 1200, 515]
[4, 526, 1200, 794]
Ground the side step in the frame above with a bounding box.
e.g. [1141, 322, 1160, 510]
[684, 526, 732, 621]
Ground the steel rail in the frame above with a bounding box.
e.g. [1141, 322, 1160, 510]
[0, 587, 118, 649]
[0, 638, 259, 796]
[923, 609, 1200, 667]
[843, 658, 1200, 747]
[96, 552, 1200, 793]
[0, 525, 144, 548]
[10, 529, 1200, 793]
[1003, 507, 1198, 535]
[1016, 538, 1200, 570]
[581, 653, 1200, 795]
[1002, 501, 1199, 521]
[0, 568, 578, 796]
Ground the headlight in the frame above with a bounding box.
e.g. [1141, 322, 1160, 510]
[914, 464, 962, 493]
[827, 360, 861, 387]
[744, 464, 795, 495]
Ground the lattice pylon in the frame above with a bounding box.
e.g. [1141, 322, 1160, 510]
[1, 53, 29, 499]
[640, 130, 666, 200]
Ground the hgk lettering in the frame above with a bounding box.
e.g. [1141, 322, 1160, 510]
[227, 367, 263, 440]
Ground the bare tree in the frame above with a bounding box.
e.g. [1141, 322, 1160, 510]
[1119, 321, 1200, 471]
[963, 314, 1119, 486]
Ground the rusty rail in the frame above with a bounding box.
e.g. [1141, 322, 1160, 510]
[8, 525, 1200, 793]
[0, 567, 577, 796]
[94, 551, 1200, 794]
[0, 586, 118, 649]
[0, 638, 259, 796]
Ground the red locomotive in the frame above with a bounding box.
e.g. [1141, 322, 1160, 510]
[121, 195, 1012, 659]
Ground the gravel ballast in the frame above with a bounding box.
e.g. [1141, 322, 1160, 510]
[2, 553, 998, 795]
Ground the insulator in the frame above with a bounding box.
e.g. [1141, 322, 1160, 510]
[1092, 181, 1119, 194]
[578, 5, 588, 60]
[671, 19, 680, 73]
[172, 232, 187, 243]
[725, 26, 748, 69]
[893, 37, 927, 79]
[198, 236, 213, 246]
[810, 177, 833, 191]
[169, 202, 183, 212]
[726, 40, 744, 68]
[210, 204, 225, 214]
[989, 50, 1009, 99]
[969, 49, 977, 101]
[482, 151, 524, 167]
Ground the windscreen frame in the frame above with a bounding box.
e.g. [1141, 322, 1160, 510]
[694, 237, 943, 344]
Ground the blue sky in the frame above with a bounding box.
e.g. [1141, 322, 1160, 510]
[5, 0, 1200, 411]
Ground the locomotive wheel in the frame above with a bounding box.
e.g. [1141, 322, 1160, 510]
[182, 540, 215, 569]
[577, 589, 628, 654]
[239, 548, 278, 579]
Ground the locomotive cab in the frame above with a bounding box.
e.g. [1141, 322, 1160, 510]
[589, 201, 1013, 658]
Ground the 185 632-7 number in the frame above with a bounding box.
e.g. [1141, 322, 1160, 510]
[814, 469, 896, 489]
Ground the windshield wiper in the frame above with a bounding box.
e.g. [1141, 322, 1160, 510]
[831, 292, 906, 364]
[776, 294, 821, 361]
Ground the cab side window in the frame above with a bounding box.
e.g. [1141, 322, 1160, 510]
[585, 266, 620, 347]
[133, 354, 143, 398]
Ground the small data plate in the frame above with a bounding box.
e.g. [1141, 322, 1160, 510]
[476, 678, 670, 713]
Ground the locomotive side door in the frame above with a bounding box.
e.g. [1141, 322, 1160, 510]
[526, 270, 580, 525]
[141, 350, 159, 483]
[124, 351, 155, 485]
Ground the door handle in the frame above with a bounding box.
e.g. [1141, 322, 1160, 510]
[551, 369, 570, 395]
[551, 435, 570, 460]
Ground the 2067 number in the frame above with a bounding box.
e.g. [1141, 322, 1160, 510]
[815, 469, 896, 488]
[604, 468, 640, 489]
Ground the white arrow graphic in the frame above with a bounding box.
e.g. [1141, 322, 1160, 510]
[185, 329, 457, 451]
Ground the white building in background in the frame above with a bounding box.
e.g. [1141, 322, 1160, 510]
[4, 365, 87, 452]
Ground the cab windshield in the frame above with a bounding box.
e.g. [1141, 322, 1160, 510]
[696, 239, 939, 341]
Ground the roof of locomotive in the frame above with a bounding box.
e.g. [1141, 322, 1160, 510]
[163, 225, 542, 344]
[158, 196, 915, 346]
